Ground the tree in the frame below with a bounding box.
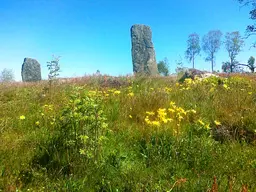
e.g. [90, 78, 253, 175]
[0, 68, 15, 82]
[202, 30, 222, 72]
[221, 61, 243, 73]
[185, 33, 201, 69]
[47, 55, 61, 87]
[237, 0, 256, 47]
[222, 56, 256, 73]
[224, 31, 244, 72]
[247, 56, 255, 72]
[157, 57, 169, 76]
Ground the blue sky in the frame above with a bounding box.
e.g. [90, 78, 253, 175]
[0, 0, 255, 81]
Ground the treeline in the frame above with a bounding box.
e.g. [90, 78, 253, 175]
[158, 0, 256, 76]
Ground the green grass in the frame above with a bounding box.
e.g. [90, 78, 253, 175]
[0, 75, 256, 191]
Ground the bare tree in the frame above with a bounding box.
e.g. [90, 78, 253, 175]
[237, 0, 256, 48]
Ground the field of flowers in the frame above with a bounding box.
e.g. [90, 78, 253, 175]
[0, 74, 256, 191]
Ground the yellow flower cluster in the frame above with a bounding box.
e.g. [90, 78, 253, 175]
[144, 101, 196, 128]
[143, 100, 222, 133]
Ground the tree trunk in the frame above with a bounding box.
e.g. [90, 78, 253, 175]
[230, 59, 233, 73]
[193, 57, 195, 69]
[211, 60, 214, 73]
[211, 53, 214, 73]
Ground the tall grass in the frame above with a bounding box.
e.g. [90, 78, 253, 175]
[0, 74, 256, 191]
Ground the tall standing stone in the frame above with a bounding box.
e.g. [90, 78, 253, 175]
[131, 24, 158, 75]
[21, 58, 42, 82]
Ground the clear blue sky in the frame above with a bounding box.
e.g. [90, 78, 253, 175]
[0, 0, 255, 81]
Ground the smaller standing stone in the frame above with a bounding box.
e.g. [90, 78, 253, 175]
[21, 58, 42, 82]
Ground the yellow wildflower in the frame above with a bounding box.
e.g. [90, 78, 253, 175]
[198, 119, 205, 126]
[113, 90, 121, 95]
[35, 121, 40, 126]
[248, 92, 252, 95]
[214, 120, 221, 126]
[168, 108, 175, 113]
[151, 121, 160, 127]
[129, 115, 132, 119]
[19, 115, 25, 120]
[209, 87, 215, 93]
[189, 109, 197, 114]
[170, 101, 176, 106]
[223, 84, 229, 90]
[145, 116, 150, 124]
[128, 92, 134, 97]
[146, 111, 155, 116]
[162, 118, 168, 123]
[178, 115, 184, 121]
[205, 123, 210, 130]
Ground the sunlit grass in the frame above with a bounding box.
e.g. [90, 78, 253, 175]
[0, 74, 256, 191]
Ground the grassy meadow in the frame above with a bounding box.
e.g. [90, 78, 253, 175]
[0, 74, 256, 191]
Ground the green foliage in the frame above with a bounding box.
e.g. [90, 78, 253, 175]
[224, 31, 244, 72]
[202, 30, 222, 72]
[47, 55, 61, 86]
[248, 56, 255, 72]
[185, 33, 201, 68]
[221, 61, 244, 73]
[157, 58, 169, 76]
[60, 86, 109, 162]
[0, 75, 256, 191]
[0, 68, 15, 82]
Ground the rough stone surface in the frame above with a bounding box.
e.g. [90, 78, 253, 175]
[21, 58, 42, 82]
[178, 68, 219, 82]
[178, 68, 205, 82]
[131, 24, 158, 75]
